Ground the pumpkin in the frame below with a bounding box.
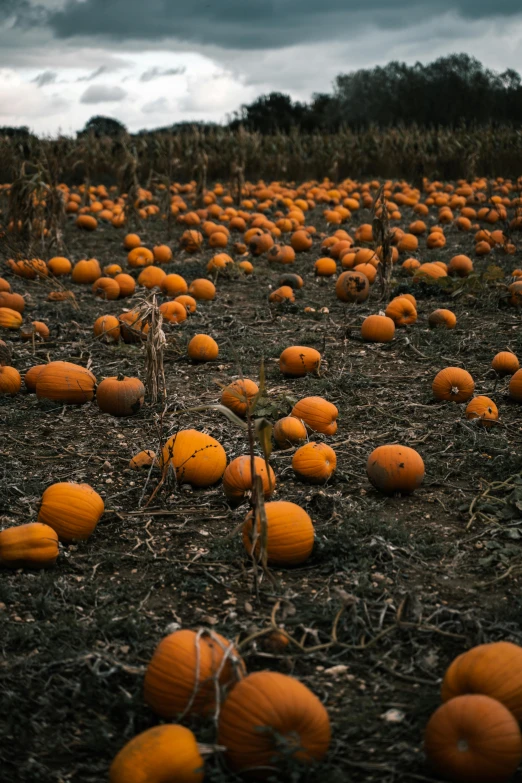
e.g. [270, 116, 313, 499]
[153, 244, 173, 264]
[314, 257, 337, 276]
[127, 247, 154, 268]
[291, 396, 338, 436]
[76, 214, 97, 230]
[217, 671, 331, 774]
[119, 311, 150, 344]
[187, 334, 219, 362]
[414, 262, 447, 281]
[360, 314, 395, 342]
[144, 629, 244, 718]
[161, 429, 226, 487]
[159, 301, 187, 324]
[137, 266, 167, 289]
[92, 277, 120, 300]
[104, 264, 122, 277]
[278, 273, 303, 289]
[465, 396, 498, 427]
[93, 315, 120, 343]
[492, 351, 519, 375]
[432, 367, 475, 403]
[20, 321, 49, 341]
[175, 295, 197, 314]
[180, 230, 203, 253]
[242, 500, 314, 566]
[367, 444, 425, 494]
[97, 375, 145, 417]
[162, 274, 188, 297]
[223, 455, 276, 504]
[238, 259, 254, 274]
[38, 481, 104, 541]
[72, 258, 101, 284]
[449, 254, 474, 277]
[9, 258, 48, 279]
[279, 346, 321, 377]
[0, 366, 21, 395]
[0, 277, 11, 292]
[109, 724, 204, 783]
[335, 270, 369, 303]
[24, 364, 46, 392]
[0, 338, 10, 365]
[273, 416, 307, 448]
[0, 522, 59, 569]
[402, 257, 421, 274]
[397, 233, 418, 252]
[290, 230, 313, 252]
[268, 245, 296, 265]
[188, 279, 216, 300]
[129, 450, 157, 470]
[36, 361, 96, 405]
[385, 296, 417, 326]
[221, 379, 259, 417]
[250, 233, 274, 256]
[47, 256, 71, 276]
[425, 694, 522, 783]
[428, 309, 457, 329]
[269, 285, 295, 303]
[508, 281, 522, 306]
[114, 273, 136, 298]
[0, 292, 25, 313]
[0, 307, 22, 329]
[292, 442, 336, 483]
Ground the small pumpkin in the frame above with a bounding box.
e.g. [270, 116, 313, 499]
[428, 309, 457, 329]
[269, 285, 295, 303]
[217, 671, 331, 774]
[279, 346, 321, 377]
[291, 396, 338, 435]
[159, 300, 187, 324]
[385, 296, 417, 326]
[0, 366, 21, 395]
[109, 724, 204, 783]
[273, 416, 308, 448]
[188, 279, 215, 300]
[0, 522, 59, 569]
[162, 274, 188, 297]
[221, 379, 259, 417]
[97, 375, 145, 417]
[127, 246, 154, 268]
[153, 244, 173, 264]
[0, 277, 11, 292]
[424, 694, 522, 783]
[114, 273, 136, 298]
[175, 295, 197, 313]
[314, 257, 337, 276]
[161, 429, 226, 487]
[76, 214, 97, 230]
[129, 450, 157, 470]
[0, 307, 23, 330]
[465, 396, 498, 427]
[71, 258, 101, 284]
[144, 628, 244, 718]
[367, 444, 425, 494]
[36, 361, 96, 405]
[38, 481, 104, 541]
[292, 442, 336, 483]
[432, 367, 475, 403]
[187, 334, 219, 362]
[360, 314, 395, 342]
[278, 273, 303, 289]
[93, 277, 120, 300]
[223, 455, 276, 505]
[137, 266, 167, 289]
[93, 315, 120, 343]
[449, 254, 474, 277]
[492, 351, 519, 376]
[242, 500, 314, 566]
[20, 321, 49, 341]
[0, 292, 25, 313]
[508, 281, 522, 306]
[335, 270, 369, 303]
[119, 311, 150, 344]
[47, 256, 72, 276]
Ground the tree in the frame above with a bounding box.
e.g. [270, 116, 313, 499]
[77, 116, 127, 138]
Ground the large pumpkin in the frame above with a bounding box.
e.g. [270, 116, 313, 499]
[441, 641, 522, 720]
[279, 346, 321, 377]
[0, 522, 59, 568]
[38, 482, 104, 541]
[242, 500, 314, 566]
[360, 314, 395, 342]
[96, 375, 145, 417]
[144, 629, 244, 718]
[432, 367, 475, 403]
[36, 361, 96, 405]
[335, 270, 369, 303]
[161, 429, 226, 487]
[492, 351, 519, 376]
[424, 694, 522, 783]
[291, 396, 338, 435]
[217, 671, 331, 775]
[223, 455, 276, 505]
[367, 444, 425, 494]
[292, 442, 336, 483]
[109, 725, 204, 783]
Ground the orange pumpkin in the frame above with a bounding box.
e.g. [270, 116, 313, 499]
[38, 481, 104, 541]
[159, 301, 187, 324]
[123, 233, 141, 250]
[97, 375, 145, 417]
[47, 256, 72, 276]
[109, 725, 204, 783]
[291, 396, 338, 435]
[217, 671, 331, 774]
[162, 274, 188, 297]
[0, 522, 59, 569]
[0, 292, 25, 313]
[127, 246, 154, 268]
[492, 351, 519, 376]
[24, 364, 46, 392]
[76, 214, 97, 230]
[465, 396, 498, 427]
[113, 273, 136, 298]
[93, 315, 120, 343]
[428, 309, 457, 329]
[152, 244, 173, 264]
[187, 334, 218, 362]
[221, 379, 259, 417]
[161, 429, 226, 487]
[129, 450, 156, 470]
[385, 296, 417, 326]
[508, 281, 522, 306]
[292, 442, 336, 483]
[367, 444, 425, 494]
[0, 307, 23, 329]
[175, 294, 197, 314]
[144, 629, 244, 718]
[432, 367, 475, 403]
[137, 266, 167, 290]
[269, 285, 295, 303]
[314, 257, 337, 276]
[242, 501, 314, 566]
[273, 416, 308, 448]
[72, 258, 101, 284]
[93, 277, 120, 300]
[36, 361, 96, 404]
[335, 271, 369, 303]
[0, 366, 21, 395]
[223, 455, 276, 504]
[449, 254, 474, 277]
[279, 346, 321, 377]
[188, 279, 216, 300]
[360, 314, 395, 342]
[0, 277, 11, 292]
[425, 694, 522, 783]
[290, 229, 313, 252]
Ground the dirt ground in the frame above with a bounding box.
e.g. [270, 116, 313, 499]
[2, 200, 522, 783]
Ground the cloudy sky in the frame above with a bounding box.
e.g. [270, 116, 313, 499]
[2, 0, 522, 135]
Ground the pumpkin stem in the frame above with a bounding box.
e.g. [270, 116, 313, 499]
[451, 385, 459, 396]
[117, 372, 125, 381]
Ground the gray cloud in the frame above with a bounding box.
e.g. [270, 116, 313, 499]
[79, 84, 127, 103]
[46, 0, 522, 49]
[31, 69, 57, 86]
[139, 66, 186, 82]
[141, 96, 169, 112]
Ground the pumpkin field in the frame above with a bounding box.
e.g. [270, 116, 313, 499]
[3, 171, 522, 783]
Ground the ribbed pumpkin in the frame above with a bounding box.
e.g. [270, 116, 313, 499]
[21, 321, 49, 341]
[292, 442, 336, 483]
[279, 346, 321, 377]
[242, 501, 314, 566]
[127, 247, 154, 268]
[187, 334, 219, 362]
[360, 314, 395, 342]
[24, 364, 46, 392]
[223, 456, 276, 505]
[159, 301, 187, 324]
[465, 396, 498, 427]
[0, 366, 21, 395]
[291, 396, 338, 436]
[425, 695, 522, 783]
[414, 262, 448, 281]
[144, 629, 244, 718]
[218, 671, 331, 775]
[367, 444, 425, 494]
[335, 270, 370, 303]
[428, 309, 457, 329]
[0, 307, 22, 329]
[109, 725, 204, 783]
[441, 641, 522, 720]
[93, 315, 120, 343]
[273, 416, 308, 448]
[93, 277, 120, 300]
[97, 375, 145, 417]
[137, 266, 167, 289]
[161, 429, 226, 487]
[492, 351, 520, 376]
[221, 379, 259, 417]
[0, 277, 11, 292]
[36, 361, 96, 405]
[162, 274, 188, 297]
[432, 367, 475, 403]
[385, 296, 417, 326]
[0, 522, 59, 568]
[129, 450, 157, 470]
[72, 258, 101, 284]
[38, 482, 104, 541]
[0, 292, 25, 313]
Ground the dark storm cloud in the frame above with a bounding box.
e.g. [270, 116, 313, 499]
[139, 66, 186, 82]
[31, 69, 57, 86]
[46, 0, 522, 49]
